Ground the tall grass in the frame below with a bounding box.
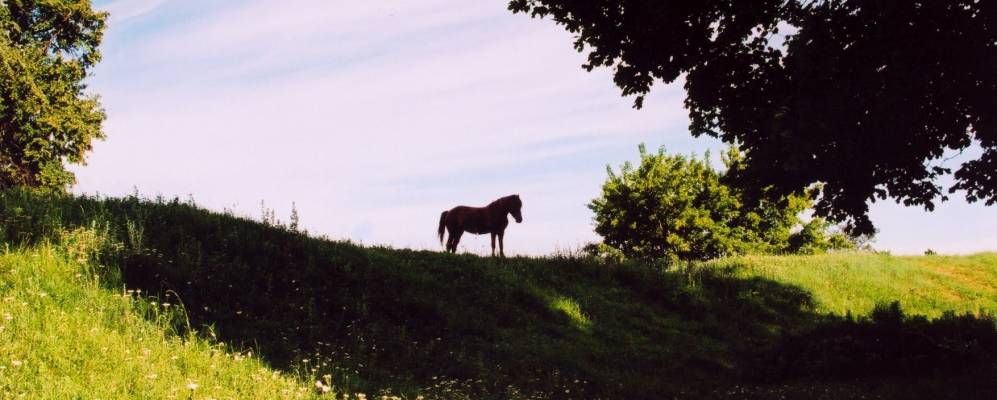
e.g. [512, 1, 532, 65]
[0, 225, 322, 399]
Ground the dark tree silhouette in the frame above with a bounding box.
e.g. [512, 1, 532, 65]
[509, 0, 997, 235]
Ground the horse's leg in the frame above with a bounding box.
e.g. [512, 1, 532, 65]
[443, 227, 450, 252]
[445, 227, 456, 253]
[452, 231, 464, 253]
[490, 233, 496, 257]
[498, 230, 505, 257]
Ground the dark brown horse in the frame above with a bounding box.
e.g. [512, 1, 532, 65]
[438, 194, 523, 256]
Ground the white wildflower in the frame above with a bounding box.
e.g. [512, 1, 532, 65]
[314, 380, 332, 393]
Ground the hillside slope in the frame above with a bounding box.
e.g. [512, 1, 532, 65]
[0, 228, 321, 398]
[1, 189, 995, 399]
[705, 253, 997, 317]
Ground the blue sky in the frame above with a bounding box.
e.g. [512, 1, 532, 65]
[73, 0, 995, 256]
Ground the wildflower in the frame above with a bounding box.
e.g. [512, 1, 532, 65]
[187, 382, 199, 390]
[314, 380, 332, 393]
[3, 313, 11, 321]
[11, 360, 23, 367]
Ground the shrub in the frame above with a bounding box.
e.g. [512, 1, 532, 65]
[589, 145, 855, 262]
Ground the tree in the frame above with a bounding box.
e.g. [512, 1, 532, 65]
[0, 0, 107, 191]
[510, 0, 997, 235]
[589, 145, 845, 263]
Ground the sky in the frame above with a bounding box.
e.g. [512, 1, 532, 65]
[72, 0, 995, 256]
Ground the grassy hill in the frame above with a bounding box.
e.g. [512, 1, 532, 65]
[705, 253, 997, 318]
[0, 189, 994, 399]
[0, 241, 315, 399]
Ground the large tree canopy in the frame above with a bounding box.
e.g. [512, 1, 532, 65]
[0, 0, 107, 190]
[510, 0, 997, 235]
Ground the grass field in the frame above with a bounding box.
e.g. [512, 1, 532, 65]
[0, 189, 994, 399]
[704, 253, 997, 318]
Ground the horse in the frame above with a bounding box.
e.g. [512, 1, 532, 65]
[437, 194, 523, 257]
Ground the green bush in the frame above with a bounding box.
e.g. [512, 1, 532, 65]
[589, 145, 854, 262]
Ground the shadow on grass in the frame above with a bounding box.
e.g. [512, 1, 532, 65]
[2, 189, 995, 399]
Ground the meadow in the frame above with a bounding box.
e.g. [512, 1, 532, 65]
[0, 189, 994, 399]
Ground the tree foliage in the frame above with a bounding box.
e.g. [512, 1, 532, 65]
[589, 145, 852, 262]
[0, 0, 107, 190]
[510, 0, 997, 235]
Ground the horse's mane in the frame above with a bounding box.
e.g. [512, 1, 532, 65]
[489, 194, 520, 208]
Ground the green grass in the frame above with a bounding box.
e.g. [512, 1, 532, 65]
[0, 228, 323, 399]
[0, 188, 995, 399]
[703, 253, 997, 318]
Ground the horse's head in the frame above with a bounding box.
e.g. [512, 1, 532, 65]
[508, 194, 523, 223]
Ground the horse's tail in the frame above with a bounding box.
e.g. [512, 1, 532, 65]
[438, 211, 448, 244]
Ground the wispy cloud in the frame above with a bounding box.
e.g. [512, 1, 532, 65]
[100, 0, 169, 22]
